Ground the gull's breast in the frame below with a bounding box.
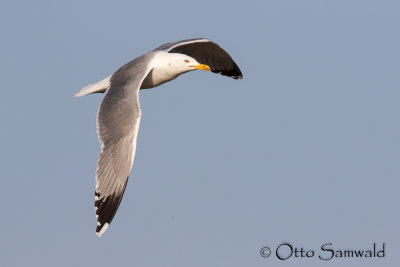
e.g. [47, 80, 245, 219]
[140, 67, 179, 89]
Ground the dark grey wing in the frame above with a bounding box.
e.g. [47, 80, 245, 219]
[94, 53, 153, 237]
[155, 38, 243, 79]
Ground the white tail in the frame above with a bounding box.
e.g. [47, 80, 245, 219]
[74, 75, 112, 97]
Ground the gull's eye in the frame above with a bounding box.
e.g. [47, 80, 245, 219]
[184, 59, 190, 63]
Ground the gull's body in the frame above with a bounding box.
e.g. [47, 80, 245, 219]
[75, 38, 242, 237]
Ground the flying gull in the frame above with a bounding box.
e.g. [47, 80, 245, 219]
[74, 38, 243, 237]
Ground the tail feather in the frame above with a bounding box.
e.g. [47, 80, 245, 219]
[74, 75, 111, 97]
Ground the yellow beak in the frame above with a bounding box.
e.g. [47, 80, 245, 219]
[190, 64, 211, 71]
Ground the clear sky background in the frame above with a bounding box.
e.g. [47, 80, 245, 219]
[1, 1, 399, 266]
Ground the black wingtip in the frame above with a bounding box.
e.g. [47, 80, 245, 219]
[94, 177, 129, 237]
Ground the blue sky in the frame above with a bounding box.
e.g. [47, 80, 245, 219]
[1, 1, 399, 266]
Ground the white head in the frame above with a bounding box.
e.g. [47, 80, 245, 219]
[154, 52, 211, 76]
[169, 53, 211, 73]
[143, 52, 211, 89]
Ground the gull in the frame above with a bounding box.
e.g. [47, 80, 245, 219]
[74, 38, 243, 236]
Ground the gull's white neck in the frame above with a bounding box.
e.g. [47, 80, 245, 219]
[141, 52, 191, 89]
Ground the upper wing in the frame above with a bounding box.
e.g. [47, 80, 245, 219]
[154, 38, 243, 79]
[94, 54, 153, 237]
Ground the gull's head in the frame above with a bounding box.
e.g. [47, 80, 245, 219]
[167, 53, 211, 74]
[147, 52, 212, 88]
